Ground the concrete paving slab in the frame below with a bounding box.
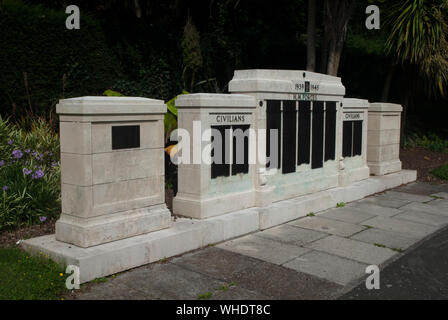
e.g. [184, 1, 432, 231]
[283, 251, 368, 286]
[288, 217, 366, 237]
[232, 260, 343, 299]
[319, 207, 376, 224]
[362, 216, 438, 238]
[217, 235, 310, 265]
[431, 192, 448, 199]
[360, 196, 410, 209]
[75, 281, 149, 300]
[254, 225, 327, 246]
[211, 285, 270, 300]
[395, 183, 448, 196]
[428, 199, 448, 208]
[399, 202, 448, 216]
[89, 262, 226, 300]
[341, 225, 448, 300]
[347, 202, 402, 217]
[133, 263, 229, 300]
[394, 210, 448, 228]
[305, 235, 397, 265]
[171, 247, 262, 282]
[382, 191, 434, 203]
[350, 228, 419, 251]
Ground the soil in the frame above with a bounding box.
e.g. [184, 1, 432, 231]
[400, 146, 448, 184]
[0, 220, 55, 249]
[1, 146, 446, 249]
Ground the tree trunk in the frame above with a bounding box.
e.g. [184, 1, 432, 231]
[306, 0, 316, 72]
[320, 4, 329, 74]
[381, 64, 395, 102]
[323, 0, 355, 76]
[134, 0, 142, 18]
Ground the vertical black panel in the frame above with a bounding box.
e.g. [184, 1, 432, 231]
[325, 102, 337, 161]
[282, 101, 297, 174]
[232, 125, 250, 175]
[353, 121, 363, 156]
[311, 101, 324, 169]
[343, 121, 353, 158]
[298, 101, 311, 165]
[211, 125, 231, 179]
[266, 100, 281, 170]
[112, 125, 140, 150]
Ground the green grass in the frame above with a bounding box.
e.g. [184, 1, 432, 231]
[197, 291, 213, 300]
[306, 212, 315, 217]
[336, 202, 346, 208]
[432, 163, 448, 181]
[0, 248, 67, 300]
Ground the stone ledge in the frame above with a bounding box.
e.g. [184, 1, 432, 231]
[22, 170, 416, 283]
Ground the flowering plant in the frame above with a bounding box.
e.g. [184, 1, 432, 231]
[0, 117, 60, 231]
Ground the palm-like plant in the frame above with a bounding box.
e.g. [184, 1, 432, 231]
[383, 0, 448, 143]
[385, 0, 448, 96]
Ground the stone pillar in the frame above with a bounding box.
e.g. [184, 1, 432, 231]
[55, 96, 171, 248]
[339, 98, 370, 186]
[173, 93, 257, 219]
[367, 103, 403, 176]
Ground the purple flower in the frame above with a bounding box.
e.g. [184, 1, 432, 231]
[51, 162, 58, 167]
[25, 149, 30, 153]
[2, 186, 8, 191]
[8, 139, 13, 145]
[0, 160, 4, 167]
[39, 216, 47, 222]
[32, 169, 45, 179]
[12, 150, 23, 159]
[23, 168, 32, 175]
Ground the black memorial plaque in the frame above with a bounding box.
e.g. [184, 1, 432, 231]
[353, 121, 363, 156]
[266, 100, 282, 170]
[298, 101, 311, 166]
[325, 102, 337, 161]
[282, 100, 297, 174]
[211, 125, 231, 179]
[342, 121, 353, 158]
[311, 101, 324, 169]
[111, 125, 140, 150]
[232, 125, 250, 176]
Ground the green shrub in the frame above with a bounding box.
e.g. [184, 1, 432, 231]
[404, 133, 448, 153]
[0, 117, 60, 231]
[432, 164, 448, 181]
[0, 0, 119, 119]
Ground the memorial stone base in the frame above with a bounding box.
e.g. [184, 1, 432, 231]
[23, 170, 416, 283]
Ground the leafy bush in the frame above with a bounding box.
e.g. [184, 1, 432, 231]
[404, 133, 448, 153]
[432, 164, 448, 181]
[0, 117, 60, 231]
[0, 0, 119, 119]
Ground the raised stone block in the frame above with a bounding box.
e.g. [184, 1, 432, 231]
[55, 96, 171, 248]
[173, 93, 257, 219]
[367, 103, 403, 176]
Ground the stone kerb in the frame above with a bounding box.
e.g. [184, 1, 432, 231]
[173, 93, 257, 219]
[367, 102, 403, 176]
[339, 98, 370, 186]
[55, 96, 171, 248]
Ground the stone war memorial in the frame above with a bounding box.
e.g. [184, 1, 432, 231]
[22, 69, 416, 283]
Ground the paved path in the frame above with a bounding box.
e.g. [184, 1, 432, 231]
[72, 182, 448, 300]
